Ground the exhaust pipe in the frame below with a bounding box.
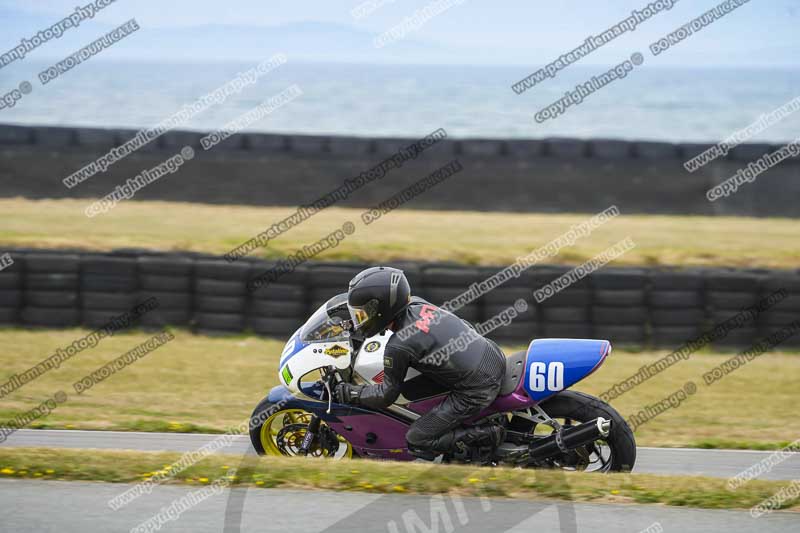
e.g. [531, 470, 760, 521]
[528, 417, 611, 461]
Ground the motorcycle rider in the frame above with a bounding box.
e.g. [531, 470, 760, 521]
[334, 266, 507, 460]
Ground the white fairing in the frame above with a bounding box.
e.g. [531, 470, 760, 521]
[279, 329, 419, 397]
[352, 330, 420, 384]
[279, 333, 352, 395]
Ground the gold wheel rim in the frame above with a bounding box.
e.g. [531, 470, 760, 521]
[259, 408, 353, 458]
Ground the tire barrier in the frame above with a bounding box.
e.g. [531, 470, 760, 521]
[0, 248, 798, 349]
[419, 266, 483, 324]
[22, 253, 80, 328]
[537, 266, 592, 340]
[81, 256, 140, 329]
[192, 259, 249, 334]
[138, 256, 194, 328]
[2, 124, 800, 217]
[758, 274, 800, 350]
[648, 270, 706, 347]
[706, 272, 762, 349]
[248, 263, 308, 337]
[591, 269, 648, 345]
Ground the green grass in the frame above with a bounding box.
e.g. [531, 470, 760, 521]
[1, 327, 798, 448]
[1, 448, 798, 511]
[686, 439, 799, 451]
[1, 198, 799, 268]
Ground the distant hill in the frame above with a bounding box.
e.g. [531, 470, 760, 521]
[0, 14, 459, 65]
[0, 5, 797, 68]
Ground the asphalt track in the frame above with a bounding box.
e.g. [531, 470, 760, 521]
[1, 430, 799, 532]
[0, 479, 797, 533]
[2, 429, 799, 481]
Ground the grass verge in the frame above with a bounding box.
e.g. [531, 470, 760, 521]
[0, 447, 798, 511]
[2, 198, 799, 268]
[1, 328, 798, 448]
[686, 439, 800, 451]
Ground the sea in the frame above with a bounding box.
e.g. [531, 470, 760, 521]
[1, 60, 798, 143]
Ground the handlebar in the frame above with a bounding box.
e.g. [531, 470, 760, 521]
[321, 366, 342, 414]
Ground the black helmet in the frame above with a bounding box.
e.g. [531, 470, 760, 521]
[347, 266, 411, 338]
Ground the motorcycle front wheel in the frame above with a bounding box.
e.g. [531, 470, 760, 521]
[249, 396, 354, 459]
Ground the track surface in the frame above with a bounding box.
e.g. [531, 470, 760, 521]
[1, 479, 798, 533]
[2, 429, 799, 481]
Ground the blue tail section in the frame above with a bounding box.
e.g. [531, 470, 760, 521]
[522, 338, 611, 401]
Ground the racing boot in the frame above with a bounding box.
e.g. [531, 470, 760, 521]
[453, 424, 505, 448]
[407, 424, 506, 462]
[450, 424, 506, 463]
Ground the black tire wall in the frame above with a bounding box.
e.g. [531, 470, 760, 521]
[1, 248, 798, 349]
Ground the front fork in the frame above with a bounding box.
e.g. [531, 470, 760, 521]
[299, 367, 342, 456]
[298, 414, 322, 455]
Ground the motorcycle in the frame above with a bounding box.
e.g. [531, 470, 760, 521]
[249, 293, 636, 471]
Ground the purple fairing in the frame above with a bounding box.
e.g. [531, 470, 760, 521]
[323, 381, 536, 461]
[322, 379, 537, 460]
[406, 395, 445, 414]
[325, 412, 417, 461]
[473, 380, 537, 420]
[266, 385, 418, 460]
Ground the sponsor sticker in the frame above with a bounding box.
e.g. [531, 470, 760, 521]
[281, 364, 293, 385]
[324, 344, 349, 358]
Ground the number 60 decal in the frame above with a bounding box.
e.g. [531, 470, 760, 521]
[528, 361, 565, 392]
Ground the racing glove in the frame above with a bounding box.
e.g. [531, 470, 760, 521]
[334, 382, 362, 405]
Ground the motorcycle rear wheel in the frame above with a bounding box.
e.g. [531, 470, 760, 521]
[514, 390, 636, 472]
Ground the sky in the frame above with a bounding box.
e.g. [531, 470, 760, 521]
[0, 0, 797, 67]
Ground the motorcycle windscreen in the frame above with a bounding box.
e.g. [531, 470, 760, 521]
[523, 338, 611, 401]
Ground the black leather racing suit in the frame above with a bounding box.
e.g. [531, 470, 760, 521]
[350, 298, 506, 455]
